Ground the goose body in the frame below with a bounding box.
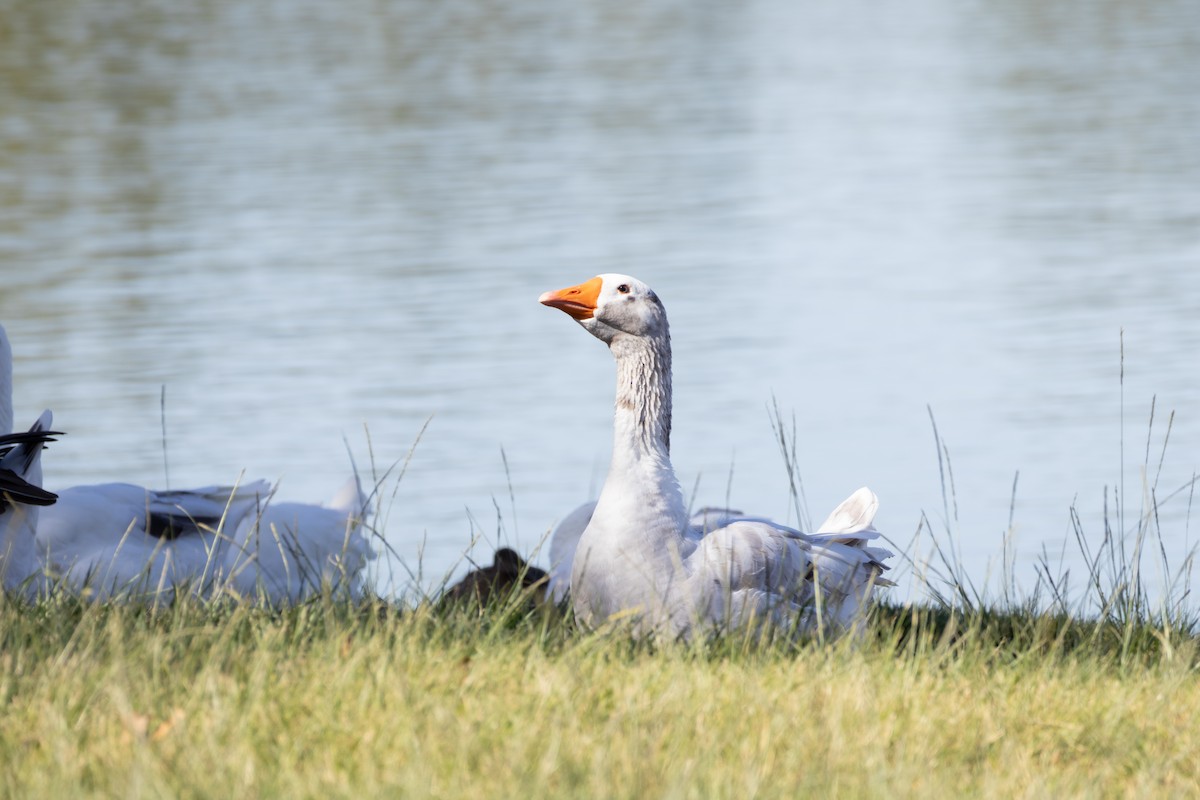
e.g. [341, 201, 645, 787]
[540, 274, 892, 637]
[1, 322, 374, 603]
[37, 477, 372, 602]
[546, 500, 746, 604]
[221, 478, 375, 602]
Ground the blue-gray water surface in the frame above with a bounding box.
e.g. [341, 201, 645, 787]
[2, 0, 1198, 601]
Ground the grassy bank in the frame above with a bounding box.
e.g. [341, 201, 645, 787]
[4, 404, 1196, 798]
[2, 590, 1198, 799]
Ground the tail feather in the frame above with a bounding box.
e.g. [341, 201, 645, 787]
[0, 411, 59, 511]
[325, 475, 369, 517]
[815, 487, 879, 536]
[0, 410, 56, 594]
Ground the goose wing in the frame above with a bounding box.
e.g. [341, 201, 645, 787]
[685, 489, 893, 630]
[36, 480, 271, 598]
[546, 500, 597, 603]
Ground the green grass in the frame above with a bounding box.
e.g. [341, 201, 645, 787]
[2, 585, 1199, 799]
[4, 395, 1197, 797]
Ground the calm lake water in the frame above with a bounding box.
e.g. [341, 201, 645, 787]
[2, 0, 1198, 601]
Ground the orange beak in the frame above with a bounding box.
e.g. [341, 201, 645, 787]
[538, 276, 602, 321]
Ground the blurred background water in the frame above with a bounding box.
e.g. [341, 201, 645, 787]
[2, 0, 1198, 599]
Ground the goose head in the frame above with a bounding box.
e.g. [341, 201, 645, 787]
[539, 274, 667, 345]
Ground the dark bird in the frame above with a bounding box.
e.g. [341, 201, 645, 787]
[441, 548, 549, 609]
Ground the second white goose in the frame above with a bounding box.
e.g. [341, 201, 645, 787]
[540, 274, 892, 637]
[0, 321, 374, 603]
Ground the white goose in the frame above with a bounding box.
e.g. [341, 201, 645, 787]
[0, 322, 374, 603]
[540, 274, 892, 637]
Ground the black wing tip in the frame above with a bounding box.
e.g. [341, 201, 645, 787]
[0, 429, 65, 451]
[0, 471, 58, 510]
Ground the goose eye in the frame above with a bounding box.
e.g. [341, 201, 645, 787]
[617, 284, 630, 294]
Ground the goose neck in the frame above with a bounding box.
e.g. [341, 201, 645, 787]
[609, 332, 673, 470]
